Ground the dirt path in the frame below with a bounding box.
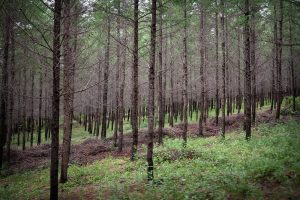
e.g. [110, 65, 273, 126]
[3, 110, 288, 175]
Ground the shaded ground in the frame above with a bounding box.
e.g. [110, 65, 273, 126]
[3, 110, 290, 175]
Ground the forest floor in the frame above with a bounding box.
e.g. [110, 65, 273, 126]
[1, 104, 300, 199]
[4, 109, 277, 174]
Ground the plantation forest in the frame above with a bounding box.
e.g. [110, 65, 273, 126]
[1, 0, 300, 199]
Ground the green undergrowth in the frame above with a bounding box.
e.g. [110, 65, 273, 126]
[10, 100, 272, 150]
[1, 118, 299, 200]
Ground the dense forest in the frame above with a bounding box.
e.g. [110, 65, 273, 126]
[0, 0, 300, 199]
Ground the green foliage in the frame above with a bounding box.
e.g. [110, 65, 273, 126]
[281, 96, 300, 115]
[1, 119, 300, 199]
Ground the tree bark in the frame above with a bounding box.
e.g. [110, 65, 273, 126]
[237, 28, 242, 114]
[118, 23, 127, 153]
[50, 0, 62, 198]
[244, 0, 252, 140]
[198, 6, 204, 136]
[182, 0, 188, 147]
[221, 0, 226, 138]
[250, 9, 256, 124]
[131, 0, 139, 161]
[113, 1, 121, 147]
[61, 0, 75, 184]
[37, 70, 43, 145]
[289, 8, 295, 112]
[147, 0, 156, 181]
[30, 68, 34, 147]
[275, 0, 283, 119]
[215, 4, 219, 124]
[0, 11, 10, 168]
[158, 0, 164, 145]
[7, 22, 15, 163]
[101, 13, 111, 139]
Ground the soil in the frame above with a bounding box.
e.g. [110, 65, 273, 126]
[2, 110, 292, 175]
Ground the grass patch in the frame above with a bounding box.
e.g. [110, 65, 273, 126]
[1, 118, 299, 199]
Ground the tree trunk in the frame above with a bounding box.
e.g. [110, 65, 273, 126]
[131, 0, 139, 161]
[118, 21, 127, 153]
[169, 30, 174, 127]
[61, 0, 75, 184]
[237, 28, 242, 114]
[147, 0, 156, 181]
[37, 70, 43, 145]
[275, 0, 283, 119]
[101, 13, 111, 139]
[221, 0, 226, 138]
[30, 68, 35, 147]
[7, 22, 15, 163]
[198, 6, 204, 136]
[22, 59, 27, 150]
[50, 0, 62, 198]
[158, 0, 163, 145]
[289, 9, 295, 112]
[250, 9, 256, 124]
[244, 0, 252, 140]
[0, 12, 10, 168]
[114, 1, 121, 147]
[215, 5, 219, 124]
[182, 0, 188, 147]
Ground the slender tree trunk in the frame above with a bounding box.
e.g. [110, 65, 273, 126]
[250, 10, 256, 124]
[50, 0, 62, 198]
[169, 29, 175, 127]
[221, 0, 226, 138]
[96, 61, 102, 138]
[37, 70, 43, 145]
[215, 5, 219, 124]
[30, 68, 35, 147]
[158, 0, 163, 145]
[275, 0, 283, 119]
[118, 23, 127, 152]
[61, 0, 75, 183]
[0, 12, 10, 168]
[22, 66, 27, 151]
[7, 23, 15, 163]
[182, 0, 188, 147]
[289, 10, 295, 112]
[198, 7, 204, 136]
[237, 28, 242, 114]
[147, 0, 157, 181]
[114, 1, 121, 147]
[244, 0, 252, 140]
[101, 14, 111, 139]
[131, 0, 139, 160]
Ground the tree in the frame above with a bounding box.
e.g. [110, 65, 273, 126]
[50, 0, 62, 198]
[221, 0, 226, 138]
[182, 0, 188, 147]
[237, 28, 242, 114]
[37, 70, 43, 146]
[113, 0, 121, 147]
[118, 20, 127, 153]
[158, 0, 164, 145]
[289, 6, 296, 112]
[61, 0, 75, 184]
[131, 0, 139, 161]
[198, 5, 205, 136]
[215, 1, 220, 124]
[250, 4, 256, 124]
[101, 11, 111, 139]
[7, 17, 16, 163]
[275, 0, 283, 119]
[0, 8, 10, 169]
[244, 0, 252, 140]
[147, 0, 157, 181]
